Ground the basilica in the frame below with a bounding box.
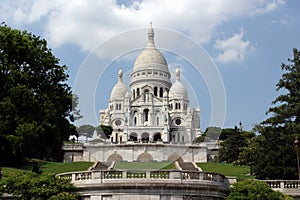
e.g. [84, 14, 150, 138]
[99, 24, 201, 144]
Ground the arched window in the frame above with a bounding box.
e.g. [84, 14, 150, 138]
[154, 86, 158, 96]
[134, 117, 137, 125]
[175, 103, 178, 109]
[133, 89, 135, 99]
[144, 109, 149, 122]
[137, 88, 140, 96]
[159, 87, 163, 97]
[156, 116, 159, 125]
[144, 89, 149, 102]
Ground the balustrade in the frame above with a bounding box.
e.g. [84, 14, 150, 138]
[262, 180, 300, 189]
[57, 170, 229, 186]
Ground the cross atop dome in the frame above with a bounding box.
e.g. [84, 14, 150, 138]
[147, 22, 155, 47]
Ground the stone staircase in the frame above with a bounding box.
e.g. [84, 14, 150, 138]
[89, 161, 111, 170]
[178, 162, 200, 171]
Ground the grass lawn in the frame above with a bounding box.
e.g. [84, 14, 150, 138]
[197, 162, 255, 180]
[39, 161, 94, 174]
[3, 161, 94, 175]
[114, 161, 176, 170]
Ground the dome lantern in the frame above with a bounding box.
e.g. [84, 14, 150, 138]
[147, 22, 155, 47]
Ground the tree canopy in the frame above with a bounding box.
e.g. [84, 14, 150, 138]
[226, 180, 290, 200]
[95, 125, 113, 140]
[0, 23, 77, 166]
[242, 48, 300, 179]
[76, 124, 95, 138]
[219, 127, 255, 164]
[0, 169, 78, 199]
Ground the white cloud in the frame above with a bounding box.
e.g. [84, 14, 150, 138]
[0, 0, 284, 52]
[214, 28, 254, 63]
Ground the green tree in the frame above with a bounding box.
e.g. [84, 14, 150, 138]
[70, 94, 82, 123]
[76, 124, 95, 138]
[246, 49, 300, 179]
[219, 127, 255, 163]
[0, 170, 78, 199]
[0, 23, 77, 166]
[226, 179, 292, 200]
[95, 125, 113, 140]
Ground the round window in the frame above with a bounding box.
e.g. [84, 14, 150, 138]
[175, 118, 181, 126]
[115, 119, 121, 126]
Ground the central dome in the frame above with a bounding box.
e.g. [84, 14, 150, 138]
[132, 23, 169, 73]
[130, 23, 172, 90]
[134, 47, 167, 68]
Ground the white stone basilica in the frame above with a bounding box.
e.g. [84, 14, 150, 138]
[100, 24, 201, 144]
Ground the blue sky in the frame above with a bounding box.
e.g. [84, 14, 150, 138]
[1, 0, 299, 131]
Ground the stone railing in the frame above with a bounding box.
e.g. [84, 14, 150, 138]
[262, 180, 300, 197]
[262, 180, 300, 189]
[57, 169, 230, 185]
[57, 170, 231, 199]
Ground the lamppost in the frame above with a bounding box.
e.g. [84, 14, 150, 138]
[294, 137, 300, 180]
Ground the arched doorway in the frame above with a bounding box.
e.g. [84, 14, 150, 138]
[141, 132, 149, 143]
[129, 132, 138, 142]
[153, 132, 162, 142]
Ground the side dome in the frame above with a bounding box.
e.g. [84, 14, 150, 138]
[110, 69, 128, 100]
[169, 68, 188, 99]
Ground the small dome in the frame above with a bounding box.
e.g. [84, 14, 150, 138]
[110, 69, 128, 100]
[169, 68, 188, 99]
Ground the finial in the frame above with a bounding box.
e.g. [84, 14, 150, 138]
[147, 22, 154, 47]
[175, 67, 180, 81]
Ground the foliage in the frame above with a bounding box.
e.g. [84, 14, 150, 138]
[70, 94, 82, 123]
[226, 179, 292, 200]
[96, 125, 113, 139]
[204, 127, 222, 141]
[242, 49, 300, 179]
[197, 162, 254, 180]
[196, 127, 221, 143]
[0, 23, 77, 166]
[219, 128, 255, 163]
[76, 124, 95, 138]
[0, 168, 78, 199]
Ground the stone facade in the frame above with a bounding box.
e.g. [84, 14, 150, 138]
[99, 23, 201, 145]
[64, 143, 207, 163]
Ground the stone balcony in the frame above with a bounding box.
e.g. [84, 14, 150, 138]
[57, 169, 230, 199]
